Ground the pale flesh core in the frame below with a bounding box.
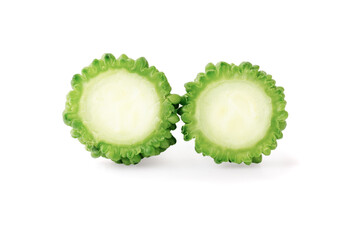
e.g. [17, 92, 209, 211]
[79, 69, 160, 145]
[196, 80, 272, 149]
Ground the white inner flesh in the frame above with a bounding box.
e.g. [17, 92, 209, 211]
[79, 69, 160, 145]
[196, 80, 272, 149]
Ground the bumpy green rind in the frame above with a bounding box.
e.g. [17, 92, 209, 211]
[179, 62, 288, 165]
[63, 54, 180, 165]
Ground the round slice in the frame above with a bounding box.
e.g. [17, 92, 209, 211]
[63, 54, 180, 165]
[179, 62, 288, 164]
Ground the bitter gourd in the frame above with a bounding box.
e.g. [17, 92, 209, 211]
[63, 54, 180, 165]
[179, 62, 287, 165]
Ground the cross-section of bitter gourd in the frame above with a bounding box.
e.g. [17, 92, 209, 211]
[179, 62, 288, 165]
[63, 54, 180, 165]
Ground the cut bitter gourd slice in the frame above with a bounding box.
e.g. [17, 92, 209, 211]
[179, 62, 288, 165]
[63, 54, 180, 165]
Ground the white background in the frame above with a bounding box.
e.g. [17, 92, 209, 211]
[1, 0, 346, 239]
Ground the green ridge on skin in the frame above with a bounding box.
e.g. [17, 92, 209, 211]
[63, 54, 180, 165]
[179, 62, 288, 165]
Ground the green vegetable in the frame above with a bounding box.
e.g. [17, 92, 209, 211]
[179, 62, 288, 165]
[63, 54, 180, 165]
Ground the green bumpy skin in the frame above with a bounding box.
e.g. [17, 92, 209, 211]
[179, 62, 288, 165]
[63, 54, 180, 165]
